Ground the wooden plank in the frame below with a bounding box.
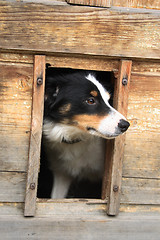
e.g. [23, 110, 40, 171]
[0, 212, 160, 240]
[1, 201, 160, 217]
[66, 0, 160, 9]
[121, 177, 160, 205]
[0, 53, 33, 64]
[0, 63, 33, 171]
[0, 171, 159, 204]
[123, 73, 160, 179]
[66, 0, 112, 7]
[102, 60, 132, 216]
[0, 172, 26, 202]
[132, 61, 160, 75]
[46, 55, 119, 72]
[0, 1, 160, 59]
[112, 0, 160, 10]
[24, 55, 45, 217]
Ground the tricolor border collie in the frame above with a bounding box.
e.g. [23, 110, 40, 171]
[42, 67, 130, 199]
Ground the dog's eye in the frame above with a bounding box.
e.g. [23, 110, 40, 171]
[86, 97, 96, 105]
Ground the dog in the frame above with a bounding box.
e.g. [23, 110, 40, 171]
[42, 67, 130, 199]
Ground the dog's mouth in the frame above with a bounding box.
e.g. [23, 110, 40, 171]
[86, 127, 119, 139]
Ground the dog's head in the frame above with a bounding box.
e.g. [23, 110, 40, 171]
[44, 68, 130, 139]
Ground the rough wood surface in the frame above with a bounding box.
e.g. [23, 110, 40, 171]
[0, 1, 160, 59]
[0, 171, 160, 204]
[66, 0, 160, 9]
[0, 208, 160, 240]
[66, 0, 112, 7]
[102, 60, 132, 216]
[1, 201, 160, 216]
[46, 55, 119, 72]
[24, 56, 45, 217]
[0, 62, 33, 172]
[112, 0, 160, 9]
[123, 73, 160, 179]
[0, 172, 26, 202]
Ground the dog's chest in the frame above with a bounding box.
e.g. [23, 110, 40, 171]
[49, 137, 105, 179]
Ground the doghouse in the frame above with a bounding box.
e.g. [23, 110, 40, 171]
[0, 0, 160, 238]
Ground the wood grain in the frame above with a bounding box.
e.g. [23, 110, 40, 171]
[102, 60, 132, 216]
[123, 73, 160, 179]
[0, 172, 26, 202]
[0, 1, 160, 59]
[0, 53, 33, 64]
[112, 0, 160, 9]
[46, 55, 119, 72]
[66, 0, 160, 9]
[0, 171, 159, 204]
[24, 55, 45, 217]
[0, 213, 160, 240]
[0, 63, 33, 171]
[66, 0, 112, 7]
[1, 202, 160, 216]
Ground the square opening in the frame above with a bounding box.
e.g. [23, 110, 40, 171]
[37, 66, 115, 200]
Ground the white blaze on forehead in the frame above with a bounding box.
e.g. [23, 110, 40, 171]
[86, 74, 110, 106]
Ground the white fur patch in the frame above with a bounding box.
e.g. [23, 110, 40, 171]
[86, 74, 110, 106]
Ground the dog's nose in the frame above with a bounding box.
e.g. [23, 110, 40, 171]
[118, 119, 130, 133]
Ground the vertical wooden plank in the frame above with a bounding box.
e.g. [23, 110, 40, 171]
[102, 60, 132, 216]
[24, 55, 45, 217]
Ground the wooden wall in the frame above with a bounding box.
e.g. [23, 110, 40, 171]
[0, 0, 160, 217]
[0, 53, 160, 207]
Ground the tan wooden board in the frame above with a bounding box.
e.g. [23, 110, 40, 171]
[0, 172, 159, 204]
[123, 73, 160, 179]
[121, 177, 160, 205]
[0, 172, 26, 202]
[0, 1, 160, 59]
[0, 62, 33, 172]
[0, 53, 33, 64]
[102, 60, 132, 215]
[112, 0, 160, 10]
[0, 201, 160, 216]
[0, 206, 160, 239]
[1, 53, 160, 74]
[67, 0, 160, 9]
[24, 55, 46, 217]
[66, 0, 112, 7]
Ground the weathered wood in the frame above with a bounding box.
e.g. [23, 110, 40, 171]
[0, 211, 160, 240]
[0, 171, 160, 203]
[0, 201, 160, 239]
[102, 60, 132, 216]
[66, 0, 160, 9]
[112, 0, 160, 10]
[121, 177, 160, 205]
[46, 55, 119, 72]
[1, 201, 160, 217]
[123, 73, 160, 179]
[0, 172, 26, 202]
[24, 55, 45, 217]
[66, 0, 112, 7]
[0, 1, 160, 59]
[0, 63, 33, 171]
[0, 53, 33, 64]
